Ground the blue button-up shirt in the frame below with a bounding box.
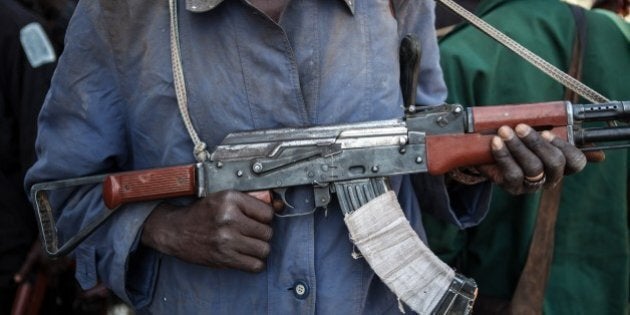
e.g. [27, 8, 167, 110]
[26, 0, 489, 313]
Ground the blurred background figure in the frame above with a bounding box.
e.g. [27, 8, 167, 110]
[427, 0, 629, 314]
[14, 0, 77, 54]
[592, 0, 629, 17]
[434, 0, 478, 35]
[1, 1, 131, 314]
[0, 0, 60, 312]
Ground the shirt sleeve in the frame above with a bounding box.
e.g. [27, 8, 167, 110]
[24, 1, 156, 306]
[412, 174, 491, 229]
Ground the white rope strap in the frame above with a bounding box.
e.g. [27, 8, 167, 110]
[169, 0, 210, 162]
[344, 191, 455, 314]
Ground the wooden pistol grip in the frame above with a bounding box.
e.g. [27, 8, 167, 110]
[103, 164, 197, 209]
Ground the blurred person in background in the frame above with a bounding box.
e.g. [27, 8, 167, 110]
[0, 1, 121, 314]
[0, 0, 59, 312]
[426, 0, 629, 313]
[592, 0, 629, 17]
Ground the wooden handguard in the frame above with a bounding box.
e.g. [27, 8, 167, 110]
[426, 133, 495, 175]
[102, 164, 197, 209]
[426, 126, 569, 175]
[470, 101, 568, 132]
[425, 102, 571, 175]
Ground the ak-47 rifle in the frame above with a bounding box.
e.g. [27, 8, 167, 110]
[31, 98, 630, 258]
[30, 34, 630, 259]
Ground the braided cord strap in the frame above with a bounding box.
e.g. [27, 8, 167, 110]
[169, 0, 210, 162]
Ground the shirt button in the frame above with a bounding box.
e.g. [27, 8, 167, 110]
[292, 281, 310, 299]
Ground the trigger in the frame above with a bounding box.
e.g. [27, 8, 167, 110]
[272, 188, 294, 209]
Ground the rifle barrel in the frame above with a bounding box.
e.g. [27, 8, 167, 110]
[572, 101, 630, 122]
[574, 126, 630, 148]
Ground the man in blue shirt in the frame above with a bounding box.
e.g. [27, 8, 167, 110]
[25, 0, 585, 313]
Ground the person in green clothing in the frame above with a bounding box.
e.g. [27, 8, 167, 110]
[592, 0, 629, 17]
[425, 0, 630, 314]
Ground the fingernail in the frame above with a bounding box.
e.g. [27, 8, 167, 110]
[491, 136, 504, 150]
[498, 126, 514, 140]
[541, 131, 555, 141]
[515, 124, 531, 137]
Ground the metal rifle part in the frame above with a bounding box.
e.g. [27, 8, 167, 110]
[32, 174, 110, 257]
[431, 274, 478, 315]
[33, 164, 197, 257]
[570, 101, 630, 150]
[571, 101, 630, 121]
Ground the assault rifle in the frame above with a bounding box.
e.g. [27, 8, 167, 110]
[32, 99, 630, 257]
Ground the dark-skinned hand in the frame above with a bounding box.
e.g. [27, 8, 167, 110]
[141, 190, 276, 273]
[477, 124, 587, 195]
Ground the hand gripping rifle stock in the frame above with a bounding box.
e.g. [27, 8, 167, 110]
[31, 100, 630, 257]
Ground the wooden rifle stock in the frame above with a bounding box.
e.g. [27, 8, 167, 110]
[102, 164, 273, 209]
[103, 164, 197, 209]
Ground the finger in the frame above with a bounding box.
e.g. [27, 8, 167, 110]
[516, 125, 565, 186]
[248, 190, 285, 214]
[490, 136, 525, 194]
[541, 131, 587, 175]
[224, 251, 267, 273]
[232, 235, 272, 261]
[236, 193, 275, 224]
[499, 126, 544, 178]
[271, 199, 285, 213]
[238, 218, 273, 241]
[475, 164, 502, 184]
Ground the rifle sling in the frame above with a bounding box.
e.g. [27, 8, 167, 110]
[508, 5, 587, 315]
[436, 0, 608, 104]
[508, 181, 563, 315]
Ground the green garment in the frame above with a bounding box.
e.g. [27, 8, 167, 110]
[426, 0, 630, 314]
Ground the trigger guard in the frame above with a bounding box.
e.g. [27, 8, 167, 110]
[272, 188, 294, 209]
